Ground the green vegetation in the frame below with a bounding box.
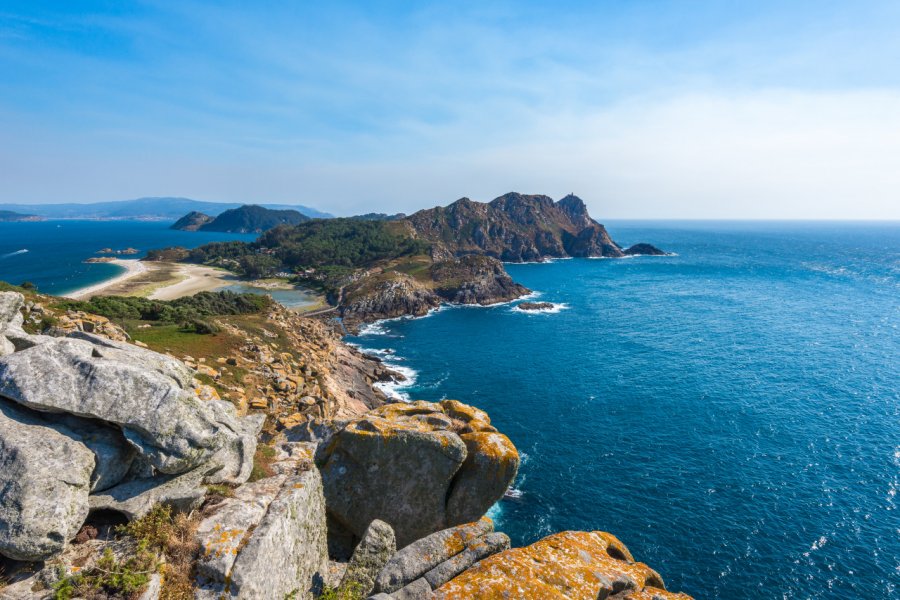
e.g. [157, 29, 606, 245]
[143, 246, 190, 262]
[55, 291, 272, 333]
[53, 505, 198, 600]
[317, 582, 364, 600]
[249, 443, 277, 482]
[186, 219, 430, 286]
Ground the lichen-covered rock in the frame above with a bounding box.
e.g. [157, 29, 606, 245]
[195, 475, 286, 587]
[339, 519, 396, 597]
[0, 400, 94, 561]
[435, 530, 694, 600]
[0, 337, 259, 480]
[319, 400, 518, 548]
[197, 468, 329, 599]
[374, 518, 493, 594]
[422, 531, 510, 590]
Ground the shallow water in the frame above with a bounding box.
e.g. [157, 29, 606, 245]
[0, 220, 255, 295]
[348, 221, 900, 599]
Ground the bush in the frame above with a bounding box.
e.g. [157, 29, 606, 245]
[56, 290, 272, 329]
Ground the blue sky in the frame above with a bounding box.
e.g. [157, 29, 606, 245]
[2, 1, 899, 218]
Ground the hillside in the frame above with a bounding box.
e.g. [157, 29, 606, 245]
[173, 204, 310, 233]
[406, 192, 662, 260]
[170, 210, 214, 231]
[0, 210, 42, 222]
[173, 193, 666, 324]
[0, 197, 331, 220]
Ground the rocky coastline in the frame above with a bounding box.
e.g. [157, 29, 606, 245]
[0, 286, 693, 599]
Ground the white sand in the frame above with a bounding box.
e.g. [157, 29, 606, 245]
[63, 259, 148, 299]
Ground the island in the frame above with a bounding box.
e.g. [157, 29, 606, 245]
[171, 204, 309, 233]
[163, 192, 667, 328]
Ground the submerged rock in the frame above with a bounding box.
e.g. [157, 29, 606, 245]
[435, 530, 694, 599]
[516, 301, 554, 311]
[318, 400, 518, 548]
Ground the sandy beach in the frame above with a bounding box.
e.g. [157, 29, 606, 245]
[63, 259, 149, 299]
[64, 260, 235, 300]
[148, 263, 235, 300]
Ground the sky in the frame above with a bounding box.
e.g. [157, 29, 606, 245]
[1, 1, 899, 219]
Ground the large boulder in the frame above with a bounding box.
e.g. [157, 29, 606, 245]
[0, 336, 259, 481]
[318, 400, 518, 548]
[435, 530, 694, 600]
[196, 467, 329, 599]
[0, 400, 95, 561]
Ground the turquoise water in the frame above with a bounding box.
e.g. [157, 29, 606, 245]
[0, 220, 256, 295]
[348, 221, 900, 599]
[221, 283, 320, 309]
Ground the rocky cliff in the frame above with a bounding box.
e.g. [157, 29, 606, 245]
[405, 193, 662, 261]
[0, 290, 692, 599]
[339, 255, 529, 327]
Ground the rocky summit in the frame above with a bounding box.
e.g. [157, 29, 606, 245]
[406, 193, 663, 261]
[0, 289, 692, 600]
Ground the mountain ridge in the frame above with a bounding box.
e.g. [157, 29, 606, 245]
[0, 197, 332, 220]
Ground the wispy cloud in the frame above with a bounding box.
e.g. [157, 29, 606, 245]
[1, 1, 898, 217]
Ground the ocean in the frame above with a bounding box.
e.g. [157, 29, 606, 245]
[347, 221, 900, 599]
[0, 220, 256, 295]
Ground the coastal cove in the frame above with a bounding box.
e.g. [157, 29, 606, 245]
[347, 220, 900, 599]
[0, 220, 256, 296]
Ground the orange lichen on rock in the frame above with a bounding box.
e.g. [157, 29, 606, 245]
[436, 530, 693, 600]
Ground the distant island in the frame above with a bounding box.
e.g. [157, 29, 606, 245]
[171, 204, 310, 233]
[160, 192, 668, 327]
[0, 196, 330, 221]
[0, 210, 42, 222]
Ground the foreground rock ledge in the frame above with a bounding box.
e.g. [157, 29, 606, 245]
[435, 530, 694, 600]
[318, 400, 519, 549]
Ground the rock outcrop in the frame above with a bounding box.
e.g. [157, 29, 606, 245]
[0, 291, 263, 563]
[341, 273, 442, 324]
[435, 530, 693, 599]
[196, 465, 328, 599]
[431, 255, 528, 305]
[373, 518, 509, 596]
[406, 193, 633, 261]
[623, 243, 668, 256]
[318, 400, 518, 549]
[0, 336, 257, 480]
[0, 401, 96, 561]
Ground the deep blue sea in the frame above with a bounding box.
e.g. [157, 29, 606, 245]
[0, 220, 256, 295]
[347, 221, 900, 599]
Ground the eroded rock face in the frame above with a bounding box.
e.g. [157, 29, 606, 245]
[0, 400, 95, 561]
[196, 468, 329, 600]
[318, 400, 518, 549]
[435, 530, 694, 600]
